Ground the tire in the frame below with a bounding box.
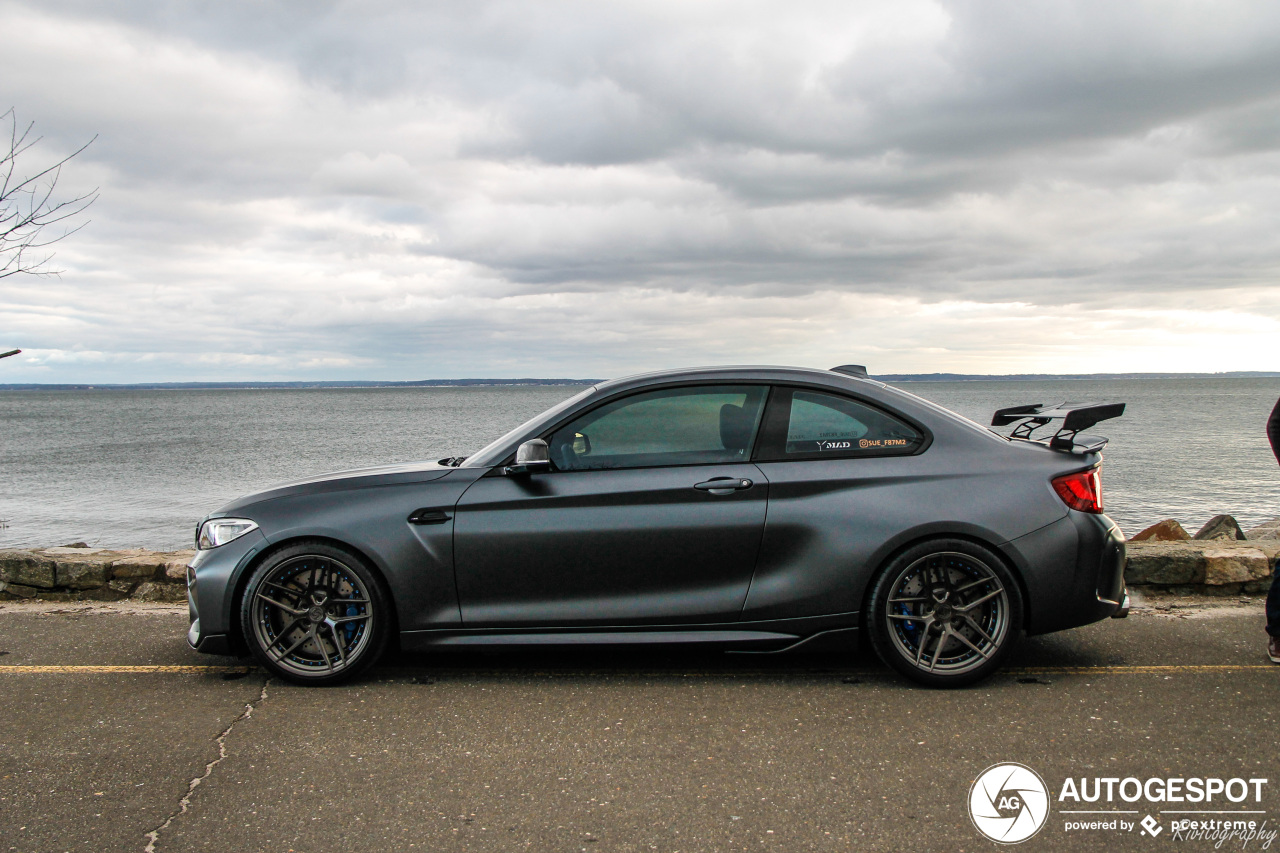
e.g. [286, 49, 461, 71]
[239, 541, 390, 685]
[866, 539, 1022, 688]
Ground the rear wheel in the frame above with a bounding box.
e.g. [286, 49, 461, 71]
[867, 539, 1021, 688]
[240, 541, 389, 685]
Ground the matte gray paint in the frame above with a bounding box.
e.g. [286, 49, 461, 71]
[454, 463, 768, 626]
[186, 366, 1125, 655]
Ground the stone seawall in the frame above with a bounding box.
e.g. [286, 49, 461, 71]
[2, 541, 1278, 603]
[0, 547, 193, 602]
[1125, 540, 1278, 595]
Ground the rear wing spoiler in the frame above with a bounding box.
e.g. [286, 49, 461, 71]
[991, 402, 1125, 454]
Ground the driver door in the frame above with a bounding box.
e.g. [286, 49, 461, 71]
[452, 385, 770, 627]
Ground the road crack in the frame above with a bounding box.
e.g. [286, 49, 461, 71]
[142, 675, 271, 852]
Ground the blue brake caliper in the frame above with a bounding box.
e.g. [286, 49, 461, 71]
[898, 576, 919, 644]
[344, 583, 359, 644]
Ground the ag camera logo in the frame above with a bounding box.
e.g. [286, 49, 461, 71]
[969, 763, 1051, 844]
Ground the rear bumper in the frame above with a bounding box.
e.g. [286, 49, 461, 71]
[1007, 511, 1127, 635]
[1090, 516, 1127, 609]
[1110, 588, 1131, 618]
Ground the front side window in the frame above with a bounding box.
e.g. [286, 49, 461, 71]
[759, 388, 925, 460]
[547, 385, 767, 471]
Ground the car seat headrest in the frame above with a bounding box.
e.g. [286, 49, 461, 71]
[720, 403, 752, 452]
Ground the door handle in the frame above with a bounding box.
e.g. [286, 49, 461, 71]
[694, 477, 753, 494]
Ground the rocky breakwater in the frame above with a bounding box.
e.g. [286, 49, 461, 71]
[0, 545, 194, 603]
[1125, 515, 1280, 595]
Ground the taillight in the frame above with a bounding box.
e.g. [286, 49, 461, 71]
[1052, 468, 1103, 513]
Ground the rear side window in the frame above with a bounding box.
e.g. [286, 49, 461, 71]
[547, 385, 767, 471]
[757, 388, 926, 460]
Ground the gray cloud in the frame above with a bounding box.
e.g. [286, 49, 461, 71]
[1, 0, 1278, 381]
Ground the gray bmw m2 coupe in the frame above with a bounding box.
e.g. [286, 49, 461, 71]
[186, 365, 1128, 687]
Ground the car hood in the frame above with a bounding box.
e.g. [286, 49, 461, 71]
[213, 460, 456, 515]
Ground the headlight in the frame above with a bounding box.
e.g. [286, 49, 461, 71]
[197, 518, 259, 550]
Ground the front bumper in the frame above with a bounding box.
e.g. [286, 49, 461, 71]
[186, 528, 268, 655]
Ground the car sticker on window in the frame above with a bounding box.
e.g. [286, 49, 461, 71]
[859, 438, 911, 449]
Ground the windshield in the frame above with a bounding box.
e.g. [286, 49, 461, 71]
[464, 386, 598, 467]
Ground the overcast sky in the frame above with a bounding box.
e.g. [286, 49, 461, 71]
[2, 0, 1278, 382]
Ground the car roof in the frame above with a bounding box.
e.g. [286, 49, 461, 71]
[595, 365, 886, 393]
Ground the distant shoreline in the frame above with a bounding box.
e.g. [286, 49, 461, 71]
[0, 378, 602, 390]
[875, 371, 1280, 382]
[0, 371, 1277, 390]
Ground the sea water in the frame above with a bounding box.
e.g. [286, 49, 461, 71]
[1, 378, 1277, 550]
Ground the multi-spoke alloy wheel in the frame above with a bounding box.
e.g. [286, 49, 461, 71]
[240, 542, 389, 685]
[868, 539, 1022, 687]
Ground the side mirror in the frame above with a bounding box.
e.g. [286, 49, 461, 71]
[505, 439, 551, 476]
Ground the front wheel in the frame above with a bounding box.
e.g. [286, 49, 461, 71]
[867, 539, 1022, 688]
[240, 541, 390, 685]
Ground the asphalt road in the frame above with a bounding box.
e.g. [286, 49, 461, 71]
[1, 596, 1277, 853]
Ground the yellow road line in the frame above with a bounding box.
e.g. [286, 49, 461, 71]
[0, 665, 254, 673]
[1008, 665, 1274, 674]
[0, 663, 1271, 675]
[403, 665, 1277, 677]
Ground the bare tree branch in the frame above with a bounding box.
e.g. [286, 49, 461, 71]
[1, 109, 98, 279]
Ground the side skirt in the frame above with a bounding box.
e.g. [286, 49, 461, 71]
[398, 612, 860, 654]
[727, 626, 860, 654]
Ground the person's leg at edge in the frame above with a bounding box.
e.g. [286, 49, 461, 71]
[1267, 562, 1280, 663]
[1265, 397, 1280, 661]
